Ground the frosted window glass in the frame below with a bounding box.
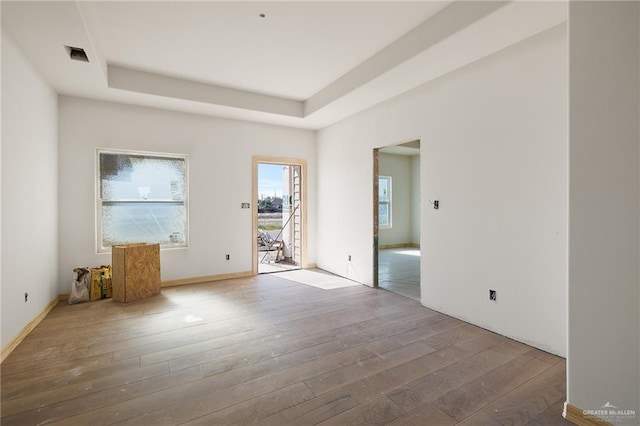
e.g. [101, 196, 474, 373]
[102, 203, 185, 247]
[98, 151, 187, 250]
[100, 154, 185, 201]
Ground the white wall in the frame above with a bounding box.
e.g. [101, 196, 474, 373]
[1, 32, 59, 349]
[317, 24, 567, 355]
[568, 1, 640, 417]
[379, 153, 412, 246]
[58, 97, 316, 291]
[410, 154, 420, 245]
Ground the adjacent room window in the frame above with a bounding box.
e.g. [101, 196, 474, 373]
[97, 150, 188, 252]
[379, 175, 392, 229]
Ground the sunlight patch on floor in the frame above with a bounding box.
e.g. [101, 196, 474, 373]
[275, 269, 361, 290]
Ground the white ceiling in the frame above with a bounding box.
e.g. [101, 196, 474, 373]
[1, 1, 567, 130]
[381, 140, 421, 156]
[86, 1, 450, 100]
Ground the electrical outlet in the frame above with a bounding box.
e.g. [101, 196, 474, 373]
[489, 289, 497, 301]
[348, 255, 351, 261]
[24, 292, 29, 303]
[226, 254, 230, 260]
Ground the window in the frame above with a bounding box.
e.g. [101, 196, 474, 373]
[379, 175, 392, 228]
[97, 150, 188, 252]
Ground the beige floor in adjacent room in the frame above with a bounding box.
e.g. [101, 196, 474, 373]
[1, 273, 571, 425]
[379, 248, 421, 300]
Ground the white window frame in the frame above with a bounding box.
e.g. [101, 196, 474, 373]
[96, 148, 189, 253]
[379, 175, 392, 229]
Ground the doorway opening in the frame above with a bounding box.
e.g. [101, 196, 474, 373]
[373, 140, 421, 300]
[253, 157, 307, 275]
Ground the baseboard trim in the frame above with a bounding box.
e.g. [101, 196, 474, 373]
[564, 402, 614, 426]
[305, 263, 318, 269]
[1, 295, 61, 363]
[379, 243, 420, 250]
[161, 270, 255, 287]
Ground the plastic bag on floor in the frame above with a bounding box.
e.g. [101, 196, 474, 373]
[68, 268, 91, 304]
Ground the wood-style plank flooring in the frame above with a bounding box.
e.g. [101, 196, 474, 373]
[0, 272, 572, 425]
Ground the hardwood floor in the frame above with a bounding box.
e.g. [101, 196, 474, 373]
[0, 272, 572, 425]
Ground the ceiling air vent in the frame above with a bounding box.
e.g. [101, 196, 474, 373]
[64, 45, 89, 62]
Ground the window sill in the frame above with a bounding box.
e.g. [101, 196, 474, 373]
[97, 244, 188, 255]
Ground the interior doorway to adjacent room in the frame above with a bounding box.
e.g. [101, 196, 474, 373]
[253, 157, 306, 274]
[373, 140, 421, 300]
